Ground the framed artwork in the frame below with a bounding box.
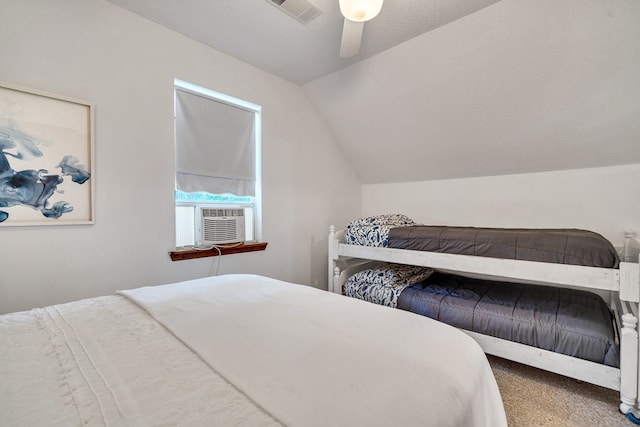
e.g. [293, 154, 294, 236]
[0, 82, 94, 226]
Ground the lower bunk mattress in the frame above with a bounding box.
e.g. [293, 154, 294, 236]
[345, 265, 619, 367]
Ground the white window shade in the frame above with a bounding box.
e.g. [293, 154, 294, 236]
[175, 89, 255, 196]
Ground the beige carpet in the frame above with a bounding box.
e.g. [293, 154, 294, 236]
[488, 356, 630, 426]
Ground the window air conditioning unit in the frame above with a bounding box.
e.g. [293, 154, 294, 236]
[200, 208, 245, 245]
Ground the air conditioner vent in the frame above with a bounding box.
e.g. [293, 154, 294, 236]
[202, 208, 244, 218]
[267, 0, 322, 25]
[200, 208, 245, 245]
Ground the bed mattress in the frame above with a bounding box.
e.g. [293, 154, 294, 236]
[389, 226, 620, 268]
[343, 215, 620, 268]
[1, 274, 507, 427]
[0, 294, 281, 427]
[397, 272, 619, 367]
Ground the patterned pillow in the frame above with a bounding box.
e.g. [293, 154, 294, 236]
[346, 214, 415, 229]
[345, 214, 416, 247]
[344, 263, 433, 308]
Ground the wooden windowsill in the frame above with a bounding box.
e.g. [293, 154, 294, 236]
[170, 242, 267, 261]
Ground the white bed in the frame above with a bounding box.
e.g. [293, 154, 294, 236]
[0, 274, 507, 427]
[329, 225, 640, 415]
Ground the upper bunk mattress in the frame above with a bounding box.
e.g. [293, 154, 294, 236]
[389, 226, 619, 268]
[343, 215, 619, 268]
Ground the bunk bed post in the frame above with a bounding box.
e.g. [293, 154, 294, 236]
[329, 225, 336, 292]
[333, 267, 342, 295]
[620, 312, 639, 414]
[618, 253, 640, 414]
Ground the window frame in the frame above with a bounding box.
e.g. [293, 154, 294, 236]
[172, 80, 263, 259]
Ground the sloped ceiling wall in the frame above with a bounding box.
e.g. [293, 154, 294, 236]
[304, 0, 640, 184]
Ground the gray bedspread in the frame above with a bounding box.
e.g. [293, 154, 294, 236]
[389, 226, 620, 268]
[397, 272, 619, 367]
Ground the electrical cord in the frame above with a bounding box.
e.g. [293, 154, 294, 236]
[207, 242, 245, 276]
[208, 245, 222, 276]
[173, 242, 245, 276]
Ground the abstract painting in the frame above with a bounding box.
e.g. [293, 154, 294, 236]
[0, 82, 94, 225]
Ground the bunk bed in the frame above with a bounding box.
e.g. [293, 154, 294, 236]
[328, 216, 640, 415]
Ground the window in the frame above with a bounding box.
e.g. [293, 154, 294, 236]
[174, 79, 262, 249]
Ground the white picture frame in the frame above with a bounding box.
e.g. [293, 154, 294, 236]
[0, 82, 94, 226]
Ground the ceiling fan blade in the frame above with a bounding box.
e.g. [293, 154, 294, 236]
[339, 18, 364, 58]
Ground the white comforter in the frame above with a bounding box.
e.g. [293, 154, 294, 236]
[1, 274, 507, 426]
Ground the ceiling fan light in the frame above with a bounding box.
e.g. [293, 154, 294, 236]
[339, 0, 384, 22]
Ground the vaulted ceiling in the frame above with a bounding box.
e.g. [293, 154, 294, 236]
[107, 0, 502, 84]
[108, 0, 640, 184]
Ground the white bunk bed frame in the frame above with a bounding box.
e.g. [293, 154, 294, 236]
[328, 226, 640, 415]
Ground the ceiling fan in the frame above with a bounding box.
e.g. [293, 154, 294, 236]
[339, 0, 384, 58]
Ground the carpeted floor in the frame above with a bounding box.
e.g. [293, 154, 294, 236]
[488, 356, 630, 426]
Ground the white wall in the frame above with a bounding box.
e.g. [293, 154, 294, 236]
[0, 0, 361, 314]
[362, 164, 640, 251]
